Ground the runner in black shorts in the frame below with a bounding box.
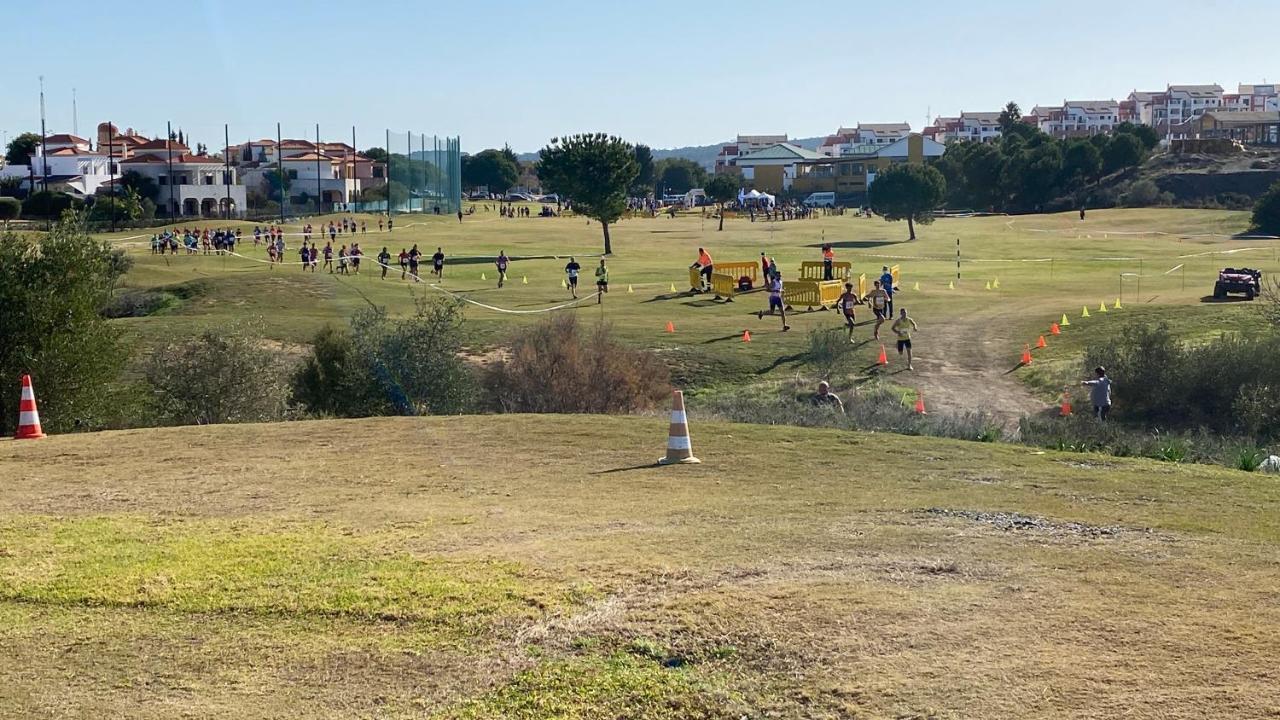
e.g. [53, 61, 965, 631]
[838, 282, 859, 343]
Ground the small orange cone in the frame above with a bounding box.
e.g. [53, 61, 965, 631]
[742, 330, 751, 343]
[665, 321, 675, 333]
[15, 375, 46, 440]
[658, 390, 700, 465]
[1036, 335, 1047, 349]
[1020, 344, 1033, 365]
[1050, 322, 1061, 336]
[914, 393, 927, 414]
[1060, 392, 1073, 417]
[877, 345, 889, 366]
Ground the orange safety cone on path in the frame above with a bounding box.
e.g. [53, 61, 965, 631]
[877, 345, 889, 366]
[1036, 335, 1047, 349]
[1020, 344, 1033, 365]
[658, 390, 701, 465]
[742, 330, 752, 343]
[15, 375, 46, 440]
[1050, 322, 1061, 336]
[914, 392, 927, 414]
[665, 321, 675, 333]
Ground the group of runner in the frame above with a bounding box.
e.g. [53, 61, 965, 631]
[562, 256, 609, 304]
[150, 227, 240, 254]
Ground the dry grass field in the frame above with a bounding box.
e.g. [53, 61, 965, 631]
[3, 415, 1278, 718]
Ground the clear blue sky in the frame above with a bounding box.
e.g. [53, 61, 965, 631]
[2, 0, 1277, 154]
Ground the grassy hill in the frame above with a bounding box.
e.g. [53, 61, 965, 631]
[92, 206, 1274, 423]
[2, 414, 1278, 718]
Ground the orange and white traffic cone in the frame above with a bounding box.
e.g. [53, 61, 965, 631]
[742, 330, 751, 343]
[877, 345, 889, 366]
[1020, 344, 1033, 365]
[914, 392, 927, 414]
[658, 390, 700, 465]
[15, 375, 47, 440]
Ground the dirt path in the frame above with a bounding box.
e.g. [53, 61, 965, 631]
[892, 315, 1048, 428]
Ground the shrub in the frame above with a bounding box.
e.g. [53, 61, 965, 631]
[1121, 180, 1169, 207]
[1252, 181, 1280, 235]
[1231, 445, 1268, 472]
[292, 298, 477, 417]
[0, 197, 20, 226]
[21, 190, 82, 219]
[805, 327, 856, 379]
[1249, 159, 1270, 170]
[485, 315, 670, 414]
[101, 289, 177, 318]
[145, 327, 289, 425]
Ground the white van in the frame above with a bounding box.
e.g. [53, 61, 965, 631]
[803, 192, 836, 208]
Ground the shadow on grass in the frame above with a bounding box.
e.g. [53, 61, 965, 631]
[592, 463, 660, 474]
[756, 352, 808, 375]
[803, 239, 903, 249]
[1199, 295, 1255, 303]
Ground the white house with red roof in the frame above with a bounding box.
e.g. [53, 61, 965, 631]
[230, 137, 386, 210]
[117, 139, 245, 218]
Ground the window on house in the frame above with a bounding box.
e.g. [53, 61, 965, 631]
[159, 175, 168, 186]
[287, 170, 298, 180]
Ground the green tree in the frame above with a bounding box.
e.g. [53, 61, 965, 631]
[1003, 142, 1063, 210]
[1252, 181, 1280, 235]
[1061, 139, 1103, 185]
[0, 211, 126, 434]
[631, 144, 655, 197]
[1102, 133, 1145, 174]
[119, 170, 160, 203]
[537, 133, 638, 255]
[1114, 122, 1160, 151]
[704, 173, 738, 231]
[997, 101, 1022, 133]
[291, 325, 382, 417]
[960, 142, 1005, 209]
[655, 157, 707, 195]
[461, 149, 519, 192]
[0, 197, 19, 228]
[362, 147, 389, 163]
[264, 168, 292, 203]
[868, 163, 946, 240]
[4, 132, 41, 166]
[89, 188, 144, 224]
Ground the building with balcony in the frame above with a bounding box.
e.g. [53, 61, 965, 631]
[714, 134, 788, 174]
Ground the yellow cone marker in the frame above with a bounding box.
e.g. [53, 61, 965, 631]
[522, 275, 528, 284]
[993, 278, 1000, 289]
[1098, 301, 1108, 313]
[1082, 306, 1091, 318]
[1061, 313, 1070, 327]
[948, 280, 954, 290]
[913, 281, 920, 291]
[985, 281, 991, 290]
[1114, 297, 1122, 309]
[561, 278, 568, 289]
[481, 272, 487, 281]
[670, 282, 677, 293]
[627, 284, 634, 293]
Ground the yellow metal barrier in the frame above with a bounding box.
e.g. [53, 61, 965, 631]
[799, 261, 852, 281]
[890, 264, 900, 288]
[689, 260, 759, 291]
[710, 273, 738, 300]
[783, 280, 844, 310]
[857, 273, 867, 298]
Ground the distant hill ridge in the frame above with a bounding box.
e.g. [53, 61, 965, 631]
[515, 136, 825, 169]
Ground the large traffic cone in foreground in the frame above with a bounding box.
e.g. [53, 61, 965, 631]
[1020, 344, 1033, 365]
[658, 390, 700, 465]
[1081, 306, 1091, 318]
[1061, 313, 1070, 327]
[1050, 322, 1061, 336]
[914, 392, 927, 414]
[15, 375, 46, 440]
[1036, 335, 1047, 349]
[877, 345, 889, 366]
[742, 330, 751, 343]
